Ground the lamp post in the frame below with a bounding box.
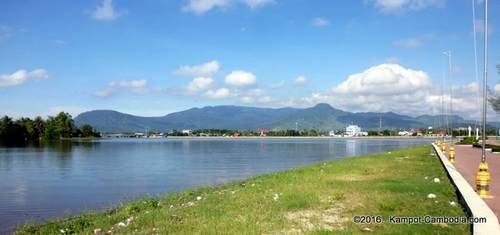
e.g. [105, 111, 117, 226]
[444, 51, 455, 162]
[476, 0, 491, 198]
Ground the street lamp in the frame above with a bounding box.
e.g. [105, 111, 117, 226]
[476, 0, 491, 198]
[443, 50, 455, 163]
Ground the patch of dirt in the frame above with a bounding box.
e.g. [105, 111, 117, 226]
[282, 203, 349, 233]
[330, 174, 379, 182]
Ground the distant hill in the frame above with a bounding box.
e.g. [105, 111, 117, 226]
[74, 103, 479, 132]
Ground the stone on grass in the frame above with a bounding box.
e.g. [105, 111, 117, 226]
[273, 193, 280, 201]
[427, 193, 436, 199]
[196, 196, 202, 201]
[94, 228, 102, 234]
[449, 201, 456, 206]
[433, 178, 440, 183]
[117, 222, 127, 227]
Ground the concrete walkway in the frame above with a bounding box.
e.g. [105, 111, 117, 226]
[450, 143, 500, 219]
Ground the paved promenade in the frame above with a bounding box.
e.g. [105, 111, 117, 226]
[450, 144, 500, 219]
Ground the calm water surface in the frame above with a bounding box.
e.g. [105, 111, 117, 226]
[0, 137, 432, 233]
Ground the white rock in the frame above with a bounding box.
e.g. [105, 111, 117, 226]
[273, 193, 280, 201]
[427, 193, 436, 199]
[362, 227, 372, 231]
[449, 201, 457, 206]
[126, 216, 134, 224]
[424, 176, 429, 180]
[196, 196, 202, 201]
[433, 178, 440, 183]
[94, 228, 102, 234]
[117, 222, 127, 227]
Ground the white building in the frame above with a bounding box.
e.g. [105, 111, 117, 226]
[398, 131, 412, 136]
[182, 129, 192, 135]
[328, 130, 336, 136]
[345, 125, 362, 137]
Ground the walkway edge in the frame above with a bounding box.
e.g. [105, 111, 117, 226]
[432, 143, 500, 235]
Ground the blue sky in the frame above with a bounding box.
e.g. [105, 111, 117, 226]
[0, 0, 499, 119]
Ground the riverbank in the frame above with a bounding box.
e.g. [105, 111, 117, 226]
[16, 145, 468, 234]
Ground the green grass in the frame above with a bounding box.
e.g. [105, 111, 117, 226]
[16, 145, 469, 234]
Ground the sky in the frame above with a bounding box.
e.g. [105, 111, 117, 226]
[0, 0, 499, 120]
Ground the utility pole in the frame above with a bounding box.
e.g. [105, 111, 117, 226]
[444, 50, 453, 144]
[476, 0, 491, 198]
[444, 50, 455, 163]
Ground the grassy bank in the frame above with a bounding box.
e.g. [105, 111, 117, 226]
[17, 145, 468, 234]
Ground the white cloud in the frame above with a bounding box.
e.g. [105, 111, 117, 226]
[183, 0, 230, 14]
[182, 0, 274, 14]
[494, 84, 500, 94]
[312, 17, 330, 27]
[0, 25, 13, 42]
[283, 64, 491, 120]
[225, 70, 257, 87]
[48, 106, 89, 117]
[0, 69, 49, 87]
[270, 80, 285, 89]
[242, 0, 275, 9]
[205, 88, 231, 99]
[92, 0, 127, 21]
[334, 64, 430, 95]
[95, 79, 148, 97]
[393, 37, 423, 48]
[294, 75, 307, 85]
[173, 60, 220, 77]
[54, 39, 68, 45]
[186, 77, 214, 92]
[474, 19, 494, 35]
[241, 96, 254, 103]
[373, 0, 445, 12]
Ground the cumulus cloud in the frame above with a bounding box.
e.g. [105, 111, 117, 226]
[183, 0, 231, 14]
[205, 88, 231, 99]
[373, 0, 445, 12]
[242, 0, 275, 9]
[95, 79, 148, 97]
[393, 37, 423, 48]
[0, 69, 49, 87]
[173, 60, 220, 77]
[283, 64, 491, 119]
[294, 75, 307, 85]
[186, 77, 214, 92]
[334, 64, 430, 95]
[270, 80, 285, 89]
[312, 17, 330, 27]
[183, 0, 274, 14]
[92, 0, 127, 21]
[225, 70, 257, 87]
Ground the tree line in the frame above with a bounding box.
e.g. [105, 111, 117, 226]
[0, 112, 100, 144]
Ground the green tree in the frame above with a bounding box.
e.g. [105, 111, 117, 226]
[43, 117, 59, 140]
[53, 112, 75, 138]
[80, 124, 95, 137]
[0, 116, 26, 144]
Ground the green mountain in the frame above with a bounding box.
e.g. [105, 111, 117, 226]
[74, 103, 475, 132]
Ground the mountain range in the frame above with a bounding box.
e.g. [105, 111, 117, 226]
[74, 103, 484, 132]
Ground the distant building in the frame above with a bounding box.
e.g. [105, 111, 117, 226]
[328, 130, 336, 136]
[398, 131, 412, 136]
[345, 125, 362, 137]
[259, 129, 270, 137]
[182, 129, 192, 135]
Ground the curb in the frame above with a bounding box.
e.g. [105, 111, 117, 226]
[432, 144, 500, 235]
